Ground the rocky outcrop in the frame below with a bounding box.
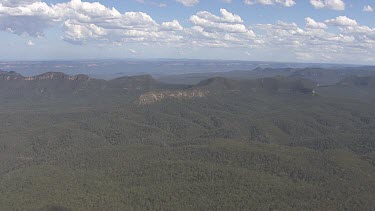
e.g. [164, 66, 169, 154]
[24, 72, 90, 81]
[0, 71, 24, 80]
[0, 71, 90, 81]
[138, 89, 209, 105]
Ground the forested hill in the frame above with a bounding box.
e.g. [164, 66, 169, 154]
[0, 71, 317, 106]
[0, 70, 374, 210]
[0, 71, 186, 108]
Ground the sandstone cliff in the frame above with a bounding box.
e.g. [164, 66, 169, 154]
[138, 90, 209, 105]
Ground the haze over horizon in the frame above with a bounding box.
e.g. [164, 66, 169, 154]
[0, 0, 374, 65]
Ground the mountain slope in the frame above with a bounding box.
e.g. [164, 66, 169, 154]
[317, 76, 375, 102]
[337, 75, 375, 87]
[0, 71, 374, 210]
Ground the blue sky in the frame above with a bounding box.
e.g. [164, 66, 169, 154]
[0, 0, 374, 64]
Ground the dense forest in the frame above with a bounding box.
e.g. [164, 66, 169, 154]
[0, 70, 374, 210]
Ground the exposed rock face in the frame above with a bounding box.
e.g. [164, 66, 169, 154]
[0, 71, 23, 80]
[0, 71, 90, 81]
[138, 90, 209, 105]
[70, 74, 90, 81]
[25, 72, 90, 81]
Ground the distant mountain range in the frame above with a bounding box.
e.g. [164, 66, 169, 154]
[1, 60, 372, 79]
[1, 69, 374, 107]
[157, 67, 375, 85]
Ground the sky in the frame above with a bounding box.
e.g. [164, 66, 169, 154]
[0, 0, 374, 64]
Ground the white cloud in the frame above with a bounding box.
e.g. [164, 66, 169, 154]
[176, 0, 199, 7]
[218, 8, 244, 23]
[256, 21, 305, 46]
[186, 9, 256, 47]
[244, 0, 296, 7]
[0, 0, 39, 7]
[337, 24, 375, 47]
[190, 9, 247, 33]
[0, 0, 184, 44]
[342, 25, 375, 36]
[54, 0, 177, 44]
[62, 20, 107, 44]
[0, 1, 59, 36]
[0, 0, 374, 64]
[325, 16, 358, 26]
[189, 8, 244, 25]
[160, 20, 183, 31]
[305, 17, 327, 29]
[310, 0, 345, 10]
[363, 5, 373, 12]
[26, 40, 35, 46]
[255, 19, 375, 63]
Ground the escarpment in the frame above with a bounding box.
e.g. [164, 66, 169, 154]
[0, 71, 90, 81]
[138, 89, 209, 105]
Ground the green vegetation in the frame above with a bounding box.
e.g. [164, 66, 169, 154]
[0, 72, 374, 210]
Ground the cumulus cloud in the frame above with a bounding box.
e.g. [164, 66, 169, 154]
[310, 0, 345, 10]
[160, 20, 183, 31]
[244, 0, 296, 7]
[342, 25, 375, 36]
[0, 2, 259, 48]
[0, 0, 374, 64]
[176, 0, 199, 7]
[305, 17, 327, 29]
[0, 0, 184, 44]
[335, 21, 375, 45]
[0, 1, 59, 36]
[325, 16, 358, 26]
[190, 9, 248, 33]
[256, 21, 305, 46]
[0, 0, 39, 6]
[363, 5, 373, 12]
[55, 0, 182, 44]
[62, 20, 107, 44]
[255, 18, 375, 64]
[187, 9, 256, 47]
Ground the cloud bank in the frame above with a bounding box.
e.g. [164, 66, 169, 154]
[0, 0, 374, 63]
